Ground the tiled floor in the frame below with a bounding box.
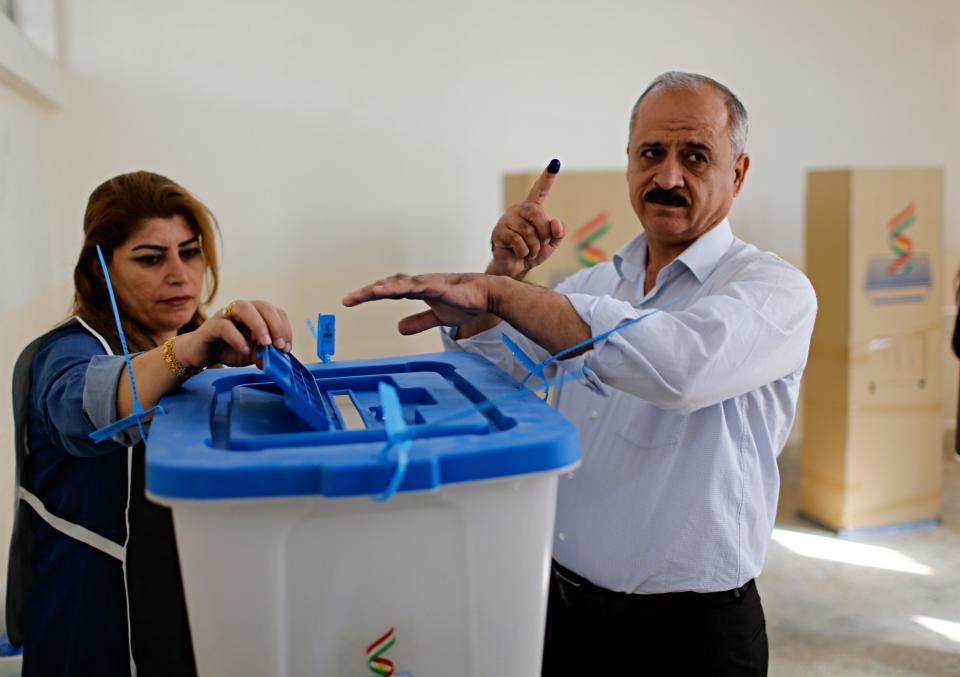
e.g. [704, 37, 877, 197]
[761, 442, 960, 676]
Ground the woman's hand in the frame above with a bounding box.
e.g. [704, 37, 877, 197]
[116, 299, 294, 423]
[175, 299, 294, 369]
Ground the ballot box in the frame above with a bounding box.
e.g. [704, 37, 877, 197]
[146, 349, 580, 677]
[801, 167, 944, 532]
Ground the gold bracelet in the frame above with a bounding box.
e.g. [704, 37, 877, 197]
[162, 337, 202, 379]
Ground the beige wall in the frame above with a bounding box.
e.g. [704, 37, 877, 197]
[944, 15, 960, 434]
[2, 0, 960, 618]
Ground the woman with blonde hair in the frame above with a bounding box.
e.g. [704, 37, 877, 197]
[6, 171, 293, 676]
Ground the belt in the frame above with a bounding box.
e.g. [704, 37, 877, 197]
[552, 561, 754, 618]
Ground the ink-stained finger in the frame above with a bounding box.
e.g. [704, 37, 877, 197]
[525, 158, 561, 205]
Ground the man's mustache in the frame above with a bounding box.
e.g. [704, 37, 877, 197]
[643, 187, 690, 207]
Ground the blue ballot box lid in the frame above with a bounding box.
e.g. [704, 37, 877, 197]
[146, 351, 580, 500]
[257, 346, 332, 431]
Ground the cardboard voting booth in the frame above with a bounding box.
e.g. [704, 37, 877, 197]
[503, 170, 641, 288]
[801, 168, 944, 532]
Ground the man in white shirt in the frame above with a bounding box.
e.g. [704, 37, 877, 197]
[344, 71, 817, 676]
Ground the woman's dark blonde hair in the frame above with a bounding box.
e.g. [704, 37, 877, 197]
[72, 171, 221, 353]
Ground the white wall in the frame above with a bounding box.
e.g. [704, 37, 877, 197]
[2, 0, 960, 619]
[51, 0, 960, 353]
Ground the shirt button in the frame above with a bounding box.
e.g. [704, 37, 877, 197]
[558, 532, 566, 541]
[567, 472, 575, 480]
[590, 411, 599, 420]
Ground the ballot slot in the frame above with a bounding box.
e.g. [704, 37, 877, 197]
[331, 391, 367, 431]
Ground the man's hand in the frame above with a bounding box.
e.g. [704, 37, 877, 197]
[342, 273, 495, 335]
[343, 271, 591, 355]
[489, 159, 565, 279]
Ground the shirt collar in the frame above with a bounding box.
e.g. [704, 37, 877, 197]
[612, 232, 647, 282]
[613, 218, 734, 284]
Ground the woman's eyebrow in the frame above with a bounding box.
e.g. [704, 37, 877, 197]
[130, 236, 199, 252]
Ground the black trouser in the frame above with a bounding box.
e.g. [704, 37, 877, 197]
[542, 562, 768, 676]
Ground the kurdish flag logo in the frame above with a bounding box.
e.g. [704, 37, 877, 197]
[367, 627, 397, 676]
[885, 202, 916, 274]
[574, 209, 612, 268]
[863, 201, 932, 305]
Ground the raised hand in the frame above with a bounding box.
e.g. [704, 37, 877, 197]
[489, 159, 565, 279]
[342, 273, 493, 335]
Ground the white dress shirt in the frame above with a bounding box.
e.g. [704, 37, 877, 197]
[443, 219, 817, 594]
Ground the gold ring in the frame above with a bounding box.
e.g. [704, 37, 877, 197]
[223, 301, 236, 319]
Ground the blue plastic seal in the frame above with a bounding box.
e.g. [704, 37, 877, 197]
[307, 313, 336, 363]
[317, 314, 335, 363]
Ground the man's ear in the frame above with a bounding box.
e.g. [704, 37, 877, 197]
[733, 154, 750, 196]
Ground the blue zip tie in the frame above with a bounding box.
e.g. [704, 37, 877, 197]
[501, 333, 549, 397]
[424, 365, 590, 429]
[88, 245, 165, 444]
[373, 381, 411, 503]
[501, 333, 539, 374]
[503, 293, 689, 400]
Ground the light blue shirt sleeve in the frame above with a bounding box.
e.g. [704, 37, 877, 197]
[564, 257, 818, 414]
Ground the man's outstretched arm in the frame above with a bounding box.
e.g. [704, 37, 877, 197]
[342, 272, 591, 357]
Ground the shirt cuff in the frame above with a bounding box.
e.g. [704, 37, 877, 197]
[563, 292, 648, 395]
[441, 323, 505, 348]
[579, 364, 609, 396]
[83, 355, 143, 447]
[564, 292, 642, 347]
[440, 326, 462, 350]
